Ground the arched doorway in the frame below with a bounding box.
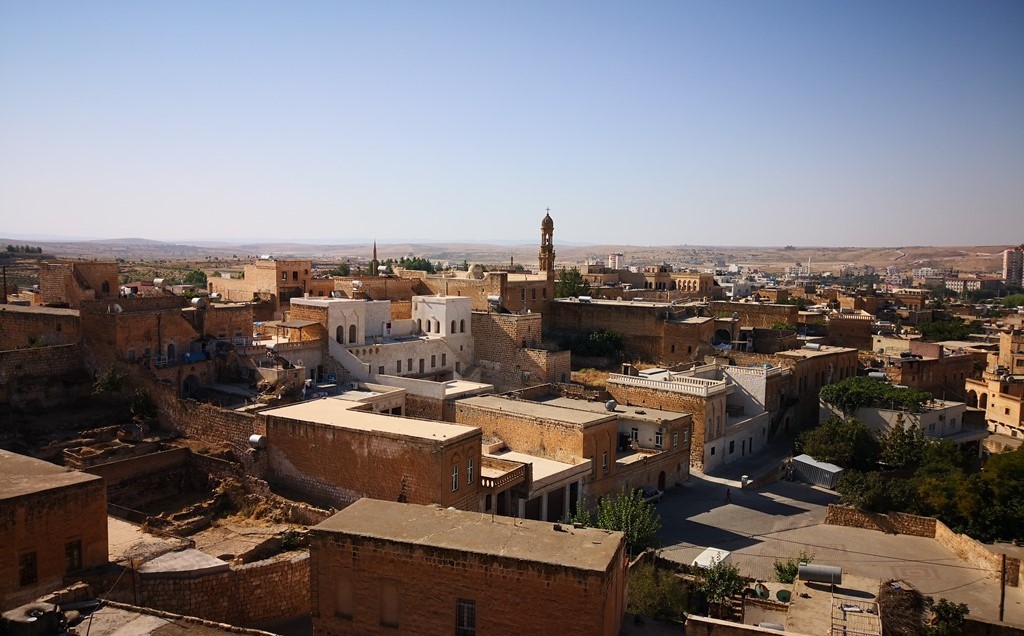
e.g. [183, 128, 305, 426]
[166, 343, 176, 361]
[979, 393, 988, 409]
[336, 326, 343, 344]
[658, 471, 666, 491]
[348, 324, 356, 343]
[966, 390, 978, 408]
[712, 329, 732, 346]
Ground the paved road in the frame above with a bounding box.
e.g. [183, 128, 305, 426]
[656, 476, 1024, 624]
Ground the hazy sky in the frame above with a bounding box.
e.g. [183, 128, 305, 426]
[1, 1, 1022, 246]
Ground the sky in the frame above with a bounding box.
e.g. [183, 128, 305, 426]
[1, 1, 1022, 247]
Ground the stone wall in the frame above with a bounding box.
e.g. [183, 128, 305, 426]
[0, 343, 88, 408]
[310, 530, 625, 636]
[138, 551, 309, 626]
[265, 415, 481, 510]
[708, 302, 799, 329]
[153, 385, 264, 461]
[685, 616, 788, 636]
[0, 306, 80, 350]
[825, 505, 1019, 586]
[0, 477, 108, 610]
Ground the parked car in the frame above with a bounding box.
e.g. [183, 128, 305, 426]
[639, 487, 663, 504]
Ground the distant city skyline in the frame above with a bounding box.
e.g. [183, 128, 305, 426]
[1, 1, 1022, 247]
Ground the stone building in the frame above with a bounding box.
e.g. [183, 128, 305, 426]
[38, 261, 119, 308]
[471, 311, 571, 391]
[209, 258, 320, 319]
[309, 499, 627, 636]
[0, 304, 80, 350]
[965, 328, 1024, 441]
[261, 397, 482, 510]
[451, 392, 690, 510]
[1, 450, 108, 609]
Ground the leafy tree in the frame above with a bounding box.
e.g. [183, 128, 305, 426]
[820, 376, 932, 414]
[627, 562, 687, 622]
[329, 262, 351, 276]
[773, 551, 813, 584]
[693, 557, 746, 618]
[798, 416, 879, 470]
[878, 417, 926, 468]
[128, 388, 157, 421]
[925, 598, 968, 636]
[94, 365, 128, 398]
[562, 329, 625, 359]
[770, 321, 796, 331]
[569, 488, 661, 555]
[396, 256, 435, 273]
[1004, 293, 1024, 308]
[837, 470, 917, 513]
[917, 318, 980, 342]
[182, 269, 207, 286]
[555, 266, 591, 298]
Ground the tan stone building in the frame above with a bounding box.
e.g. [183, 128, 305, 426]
[1, 450, 108, 609]
[261, 397, 482, 510]
[310, 498, 627, 636]
[965, 328, 1024, 441]
[38, 261, 119, 308]
[209, 258, 317, 318]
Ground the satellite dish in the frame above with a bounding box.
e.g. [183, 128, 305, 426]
[113, 304, 123, 313]
[605, 400, 618, 412]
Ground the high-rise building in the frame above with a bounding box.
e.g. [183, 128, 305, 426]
[607, 252, 624, 269]
[1003, 247, 1023, 289]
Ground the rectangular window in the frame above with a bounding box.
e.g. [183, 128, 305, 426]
[521, 288, 526, 301]
[630, 427, 638, 442]
[456, 599, 476, 636]
[467, 459, 474, 484]
[542, 288, 547, 299]
[378, 366, 385, 375]
[335, 575, 353, 619]
[655, 430, 664, 448]
[431, 355, 437, 368]
[65, 539, 82, 574]
[441, 353, 447, 366]
[397, 360, 402, 373]
[282, 272, 287, 281]
[408, 358, 413, 372]
[19, 551, 37, 587]
[292, 271, 299, 281]
[452, 464, 459, 491]
[729, 440, 735, 454]
[928, 422, 936, 433]
[380, 582, 399, 628]
[673, 431, 679, 448]
[532, 289, 536, 300]
[602, 451, 608, 471]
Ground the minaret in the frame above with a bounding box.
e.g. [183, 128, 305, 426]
[539, 209, 555, 274]
[370, 241, 379, 275]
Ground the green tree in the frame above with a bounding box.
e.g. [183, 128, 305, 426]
[627, 562, 687, 622]
[878, 417, 926, 468]
[555, 266, 591, 298]
[798, 416, 879, 470]
[329, 262, 351, 276]
[773, 551, 813, 584]
[569, 488, 661, 555]
[693, 558, 746, 618]
[820, 376, 932, 414]
[94, 365, 128, 398]
[917, 318, 980, 342]
[182, 269, 207, 286]
[926, 598, 968, 636]
[1004, 293, 1024, 308]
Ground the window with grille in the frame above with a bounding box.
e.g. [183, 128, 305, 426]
[456, 599, 476, 636]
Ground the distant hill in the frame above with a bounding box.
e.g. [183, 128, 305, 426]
[0, 236, 1009, 273]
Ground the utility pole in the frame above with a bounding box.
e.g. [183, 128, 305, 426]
[999, 553, 1006, 622]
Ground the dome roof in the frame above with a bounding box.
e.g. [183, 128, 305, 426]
[541, 212, 554, 231]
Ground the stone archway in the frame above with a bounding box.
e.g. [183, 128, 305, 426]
[966, 390, 978, 408]
[712, 329, 732, 346]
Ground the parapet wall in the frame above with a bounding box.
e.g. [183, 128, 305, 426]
[138, 551, 309, 626]
[825, 505, 1019, 586]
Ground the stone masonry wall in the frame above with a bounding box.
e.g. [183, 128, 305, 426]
[0, 307, 80, 350]
[310, 531, 625, 636]
[825, 505, 1019, 586]
[138, 551, 309, 626]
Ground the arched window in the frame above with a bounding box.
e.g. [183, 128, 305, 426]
[336, 326, 343, 344]
[167, 343, 176, 361]
[434, 319, 440, 333]
[417, 318, 423, 333]
[348, 324, 356, 343]
[460, 319, 465, 333]
[451, 320, 456, 334]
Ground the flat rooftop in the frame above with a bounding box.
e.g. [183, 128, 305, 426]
[777, 345, 857, 359]
[459, 395, 615, 427]
[314, 499, 623, 572]
[0, 449, 101, 500]
[0, 304, 79, 317]
[537, 396, 688, 423]
[261, 398, 478, 442]
[485, 450, 581, 481]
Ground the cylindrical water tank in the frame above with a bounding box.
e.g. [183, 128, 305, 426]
[867, 372, 888, 381]
[248, 434, 267, 450]
[798, 563, 842, 584]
